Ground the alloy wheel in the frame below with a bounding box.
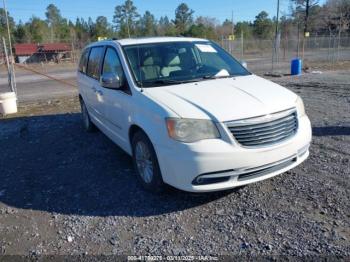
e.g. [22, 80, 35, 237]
[135, 141, 154, 184]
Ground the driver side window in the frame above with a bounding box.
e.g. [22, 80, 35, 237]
[102, 47, 126, 87]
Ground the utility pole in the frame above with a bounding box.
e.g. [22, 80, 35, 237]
[2, 37, 13, 92]
[2, 0, 16, 94]
[304, 0, 310, 36]
[3, 0, 13, 62]
[241, 30, 244, 60]
[297, 22, 300, 57]
[275, 0, 280, 64]
[231, 10, 234, 37]
[230, 10, 234, 55]
[302, 0, 311, 60]
[271, 0, 280, 73]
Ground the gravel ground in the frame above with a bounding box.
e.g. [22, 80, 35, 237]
[0, 70, 349, 258]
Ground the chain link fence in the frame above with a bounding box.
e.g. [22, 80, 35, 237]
[220, 36, 350, 72]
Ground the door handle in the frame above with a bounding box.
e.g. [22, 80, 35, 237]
[91, 87, 97, 92]
[96, 90, 103, 96]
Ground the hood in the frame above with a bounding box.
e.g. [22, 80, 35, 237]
[145, 74, 298, 122]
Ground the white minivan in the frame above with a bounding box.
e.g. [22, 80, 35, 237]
[77, 37, 312, 193]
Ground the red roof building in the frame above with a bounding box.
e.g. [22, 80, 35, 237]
[14, 44, 37, 56]
[14, 43, 71, 56]
[38, 43, 71, 52]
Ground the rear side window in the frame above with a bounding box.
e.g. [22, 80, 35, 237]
[87, 46, 104, 80]
[78, 48, 89, 73]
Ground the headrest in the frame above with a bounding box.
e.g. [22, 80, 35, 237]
[142, 56, 154, 66]
[164, 53, 180, 66]
[142, 56, 162, 66]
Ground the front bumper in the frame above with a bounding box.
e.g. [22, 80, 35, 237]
[156, 115, 312, 192]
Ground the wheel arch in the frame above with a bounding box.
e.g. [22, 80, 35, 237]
[128, 123, 162, 158]
[128, 123, 166, 190]
[129, 124, 146, 153]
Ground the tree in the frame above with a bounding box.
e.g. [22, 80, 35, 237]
[14, 21, 28, 43]
[45, 4, 62, 25]
[235, 21, 253, 39]
[88, 17, 95, 39]
[279, 15, 295, 38]
[158, 16, 177, 36]
[291, 0, 320, 35]
[195, 16, 219, 28]
[45, 4, 63, 42]
[113, 0, 139, 37]
[57, 18, 71, 42]
[216, 19, 234, 38]
[4, 0, 348, 47]
[253, 11, 274, 39]
[0, 8, 15, 43]
[140, 11, 156, 36]
[187, 24, 217, 39]
[26, 16, 49, 43]
[93, 16, 113, 39]
[222, 19, 233, 27]
[174, 3, 194, 35]
[44, 4, 73, 42]
[75, 18, 91, 47]
[321, 0, 350, 36]
[186, 16, 218, 39]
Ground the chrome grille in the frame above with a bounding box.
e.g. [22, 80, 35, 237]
[226, 109, 298, 147]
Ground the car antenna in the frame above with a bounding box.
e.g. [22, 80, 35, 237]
[137, 45, 144, 92]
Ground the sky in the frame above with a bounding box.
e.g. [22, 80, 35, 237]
[3, 0, 326, 24]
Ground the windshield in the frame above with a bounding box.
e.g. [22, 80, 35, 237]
[123, 41, 250, 87]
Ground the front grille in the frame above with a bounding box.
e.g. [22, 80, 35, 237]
[226, 109, 298, 147]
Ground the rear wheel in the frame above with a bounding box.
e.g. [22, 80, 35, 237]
[80, 98, 96, 132]
[131, 131, 165, 193]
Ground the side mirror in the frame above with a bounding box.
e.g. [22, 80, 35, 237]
[100, 72, 122, 89]
[241, 61, 248, 69]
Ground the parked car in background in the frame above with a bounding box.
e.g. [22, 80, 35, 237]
[77, 37, 312, 193]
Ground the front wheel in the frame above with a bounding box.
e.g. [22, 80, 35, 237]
[131, 131, 165, 193]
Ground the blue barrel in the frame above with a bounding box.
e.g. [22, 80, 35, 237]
[291, 58, 302, 75]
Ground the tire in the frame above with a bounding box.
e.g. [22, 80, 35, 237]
[131, 131, 165, 193]
[80, 98, 96, 132]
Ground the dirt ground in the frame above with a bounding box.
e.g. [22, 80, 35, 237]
[0, 63, 77, 103]
[0, 69, 349, 257]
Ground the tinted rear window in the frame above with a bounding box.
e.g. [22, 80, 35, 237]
[87, 46, 104, 80]
[78, 48, 89, 73]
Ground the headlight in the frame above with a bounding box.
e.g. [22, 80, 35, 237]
[166, 118, 220, 143]
[296, 96, 305, 117]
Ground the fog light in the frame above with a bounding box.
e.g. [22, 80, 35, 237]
[192, 176, 231, 186]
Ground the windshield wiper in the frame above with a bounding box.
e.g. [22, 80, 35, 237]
[182, 74, 233, 83]
[138, 75, 235, 87]
[140, 78, 201, 87]
[201, 74, 234, 80]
